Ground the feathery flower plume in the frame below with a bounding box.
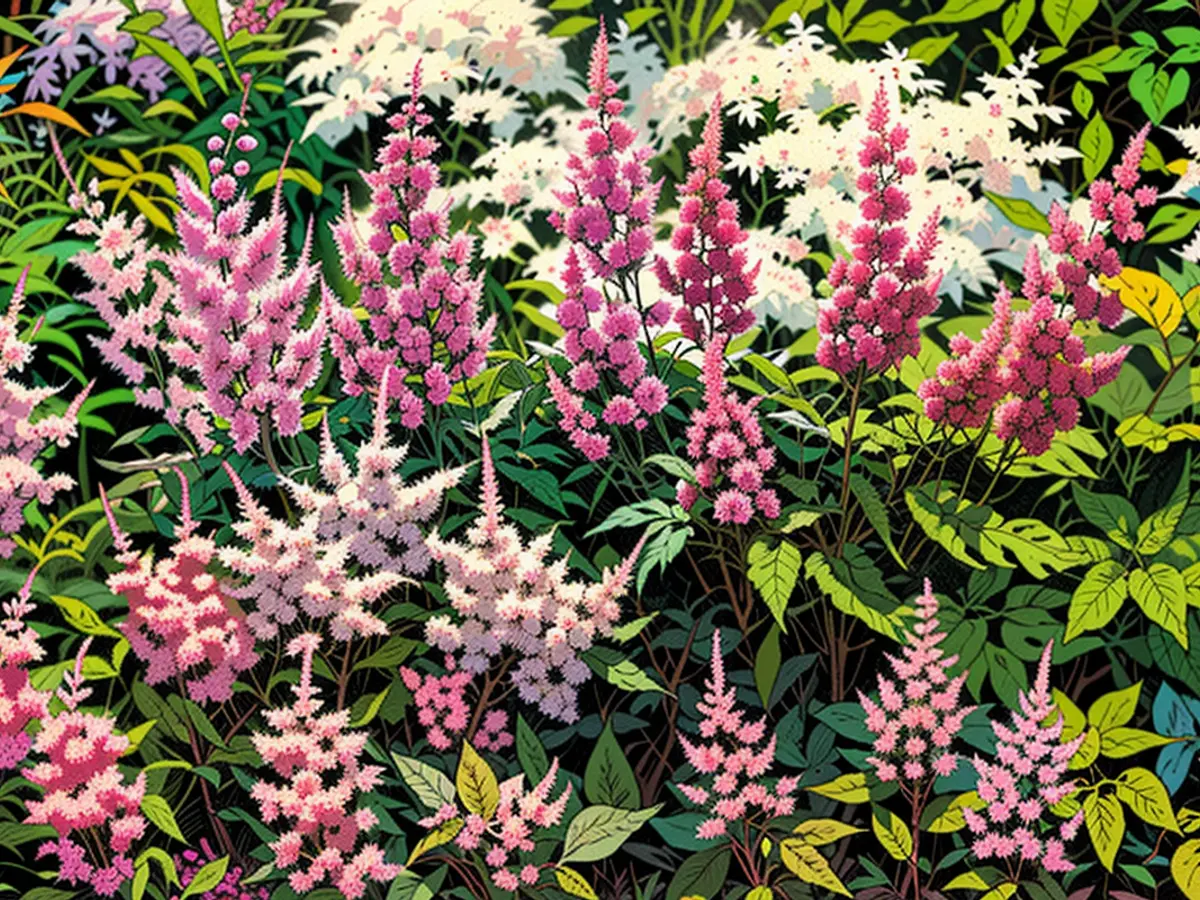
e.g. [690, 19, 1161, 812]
[655, 94, 758, 344]
[0, 575, 47, 770]
[544, 23, 671, 459]
[962, 642, 1085, 874]
[420, 758, 572, 892]
[68, 82, 325, 454]
[816, 81, 941, 375]
[24, 642, 147, 896]
[424, 436, 644, 723]
[101, 476, 257, 705]
[251, 633, 402, 898]
[328, 61, 495, 427]
[220, 369, 464, 640]
[0, 267, 92, 556]
[858, 580, 972, 784]
[678, 335, 779, 523]
[675, 632, 798, 840]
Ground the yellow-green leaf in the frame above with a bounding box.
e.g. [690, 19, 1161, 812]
[50, 594, 122, 639]
[872, 807, 913, 860]
[1083, 792, 1125, 871]
[1116, 767, 1180, 833]
[1173, 838, 1200, 899]
[1065, 561, 1128, 642]
[806, 772, 869, 804]
[791, 818, 865, 846]
[926, 792, 987, 833]
[1069, 728, 1101, 770]
[944, 871, 990, 891]
[252, 167, 323, 196]
[1130, 565, 1189, 648]
[1088, 682, 1141, 732]
[407, 817, 463, 865]
[555, 865, 599, 900]
[779, 838, 851, 897]
[1101, 727, 1180, 758]
[456, 740, 500, 820]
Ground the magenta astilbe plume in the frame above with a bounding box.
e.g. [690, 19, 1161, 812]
[424, 436, 644, 723]
[675, 632, 798, 840]
[220, 370, 464, 641]
[962, 642, 1085, 874]
[858, 580, 972, 784]
[816, 82, 941, 376]
[655, 95, 759, 344]
[0, 580, 47, 770]
[400, 656, 472, 751]
[101, 477, 257, 705]
[250, 634, 402, 898]
[70, 91, 326, 454]
[678, 335, 779, 524]
[1086, 124, 1157, 247]
[24, 643, 147, 896]
[328, 61, 495, 428]
[0, 267, 92, 556]
[173, 838, 268, 900]
[420, 759, 572, 892]
[544, 24, 671, 460]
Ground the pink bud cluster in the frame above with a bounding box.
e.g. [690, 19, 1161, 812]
[25, 646, 147, 896]
[250, 634, 402, 898]
[0, 585, 47, 769]
[228, 0, 287, 36]
[677, 336, 779, 524]
[0, 268, 91, 556]
[921, 128, 1154, 455]
[962, 643, 1085, 874]
[329, 61, 494, 428]
[173, 838, 268, 900]
[544, 26, 670, 461]
[425, 437, 642, 723]
[221, 370, 463, 641]
[816, 82, 940, 376]
[71, 85, 326, 455]
[858, 580, 972, 784]
[655, 95, 758, 344]
[400, 657, 471, 751]
[676, 632, 798, 840]
[420, 759, 571, 892]
[102, 478, 257, 706]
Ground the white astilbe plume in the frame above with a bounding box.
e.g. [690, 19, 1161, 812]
[220, 369, 465, 640]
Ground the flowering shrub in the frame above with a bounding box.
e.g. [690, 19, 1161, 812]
[3, 4, 1200, 900]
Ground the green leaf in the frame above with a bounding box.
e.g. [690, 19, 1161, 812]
[559, 804, 662, 864]
[918, 0, 1005, 24]
[983, 191, 1051, 234]
[907, 32, 959, 64]
[755, 624, 782, 708]
[392, 754, 456, 810]
[1088, 682, 1141, 731]
[872, 806, 913, 860]
[180, 856, 228, 900]
[666, 845, 732, 900]
[1072, 82, 1094, 118]
[1071, 484, 1140, 545]
[1042, 0, 1098, 45]
[1065, 561, 1128, 641]
[849, 474, 903, 567]
[131, 34, 205, 106]
[1080, 113, 1114, 182]
[50, 594, 122, 639]
[1116, 767, 1180, 832]
[643, 453, 696, 484]
[945, 871, 991, 891]
[1002, 0, 1035, 43]
[549, 15, 598, 36]
[623, 7, 663, 31]
[779, 838, 852, 896]
[1101, 728, 1179, 758]
[804, 553, 908, 641]
[251, 167, 323, 197]
[354, 635, 420, 671]
[747, 539, 802, 630]
[584, 721, 639, 810]
[141, 794, 187, 843]
[1147, 204, 1200, 244]
[984, 644, 1028, 709]
[925, 792, 987, 833]
[791, 818, 865, 846]
[407, 818, 462, 865]
[457, 740, 500, 820]
[1130, 565, 1189, 649]
[584, 647, 669, 695]
[845, 10, 909, 42]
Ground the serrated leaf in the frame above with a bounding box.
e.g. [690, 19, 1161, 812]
[849, 474, 903, 567]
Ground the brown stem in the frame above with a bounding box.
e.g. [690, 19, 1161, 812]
[336, 640, 353, 712]
[836, 367, 866, 556]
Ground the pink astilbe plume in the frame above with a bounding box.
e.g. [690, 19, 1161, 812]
[328, 61, 495, 427]
[816, 81, 941, 375]
[858, 580, 972, 785]
[69, 81, 325, 454]
[101, 476, 257, 705]
[220, 369, 465, 641]
[420, 758, 572, 892]
[400, 657, 513, 752]
[677, 335, 779, 524]
[24, 642, 147, 896]
[0, 576, 48, 770]
[962, 642, 1085, 875]
[655, 94, 759, 344]
[251, 633, 402, 898]
[544, 24, 671, 460]
[424, 436, 644, 723]
[675, 632, 798, 840]
[0, 266, 92, 556]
